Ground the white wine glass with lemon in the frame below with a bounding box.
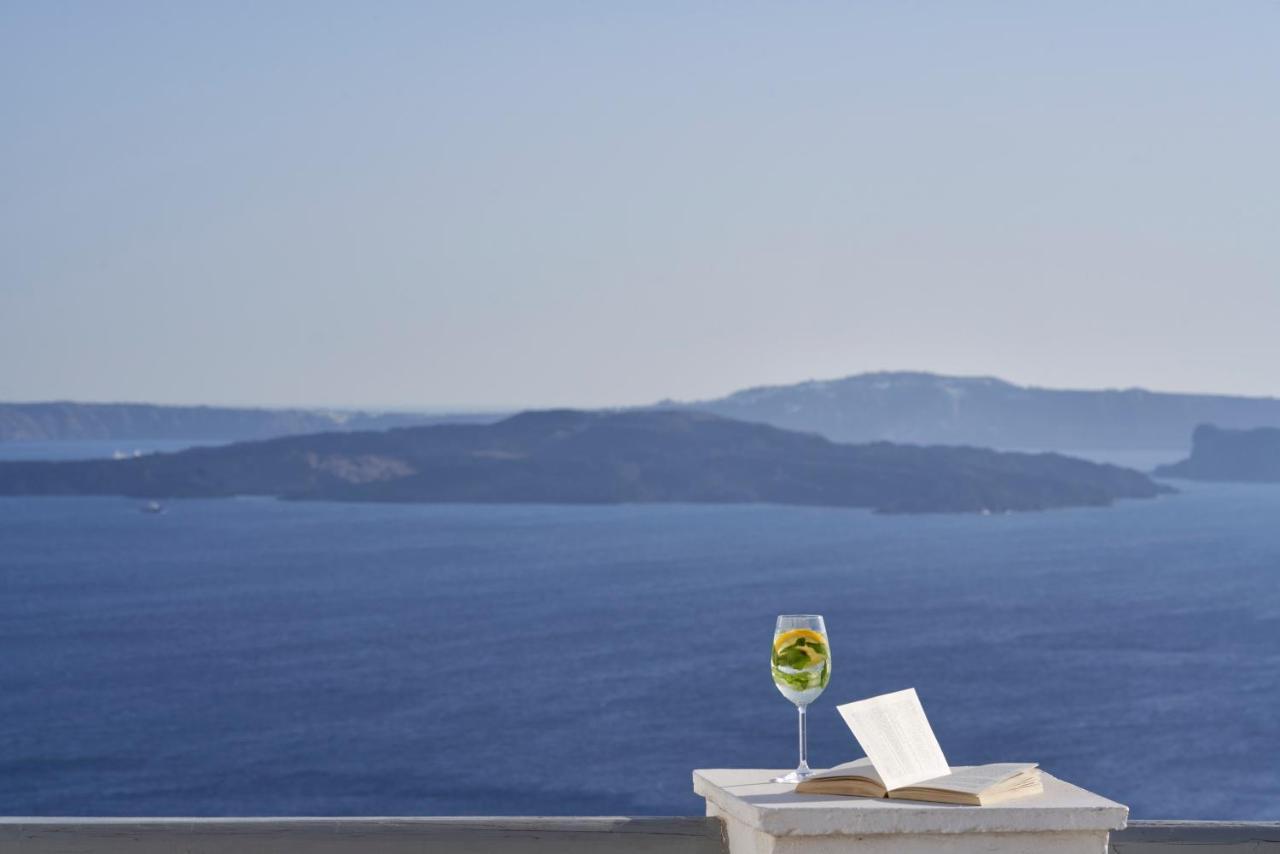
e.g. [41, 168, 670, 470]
[770, 614, 830, 783]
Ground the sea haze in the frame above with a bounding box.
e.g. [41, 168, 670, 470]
[0, 439, 227, 462]
[0, 451, 1278, 818]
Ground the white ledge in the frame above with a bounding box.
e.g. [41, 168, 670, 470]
[693, 769, 1128, 837]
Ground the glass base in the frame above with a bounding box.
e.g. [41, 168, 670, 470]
[772, 764, 815, 784]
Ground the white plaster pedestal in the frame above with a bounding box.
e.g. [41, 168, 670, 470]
[694, 769, 1128, 854]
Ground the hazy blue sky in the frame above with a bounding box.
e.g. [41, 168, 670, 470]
[3, 2, 1278, 408]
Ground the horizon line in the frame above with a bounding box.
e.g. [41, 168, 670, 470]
[5, 369, 1280, 412]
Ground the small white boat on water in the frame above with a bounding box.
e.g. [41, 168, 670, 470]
[140, 501, 165, 514]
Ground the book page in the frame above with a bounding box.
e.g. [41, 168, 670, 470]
[836, 688, 950, 791]
[806, 756, 884, 783]
[903, 763, 1037, 795]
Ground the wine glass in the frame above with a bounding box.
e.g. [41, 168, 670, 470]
[770, 614, 830, 783]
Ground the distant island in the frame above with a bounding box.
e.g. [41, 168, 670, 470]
[1153, 424, 1280, 482]
[11, 372, 1280, 455]
[662, 372, 1280, 452]
[0, 409, 1170, 514]
[0, 402, 502, 442]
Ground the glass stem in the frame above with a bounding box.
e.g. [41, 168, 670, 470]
[796, 703, 810, 773]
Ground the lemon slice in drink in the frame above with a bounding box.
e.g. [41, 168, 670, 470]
[773, 628, 826, 652]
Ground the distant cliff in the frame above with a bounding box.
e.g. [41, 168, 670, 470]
[1153, 425, 1280, 482]
[663, 372, 1280, 452]
[0, 409, 1170, 514]
[0, 402, 502, 442]
[17, 373, 1280, 455]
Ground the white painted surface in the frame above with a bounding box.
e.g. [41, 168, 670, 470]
[694, 769, 1127, 837]
[695, 769, 1127, 854]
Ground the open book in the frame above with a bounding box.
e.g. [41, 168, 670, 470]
[795, 757, 1042, 805]
[795, 688, 1042, 806]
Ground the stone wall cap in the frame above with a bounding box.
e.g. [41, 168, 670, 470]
[693, 769, 1129, 837]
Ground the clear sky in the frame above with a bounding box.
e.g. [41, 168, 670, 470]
[3, 2, 1278, 409]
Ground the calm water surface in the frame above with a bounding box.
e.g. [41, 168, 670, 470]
[1, 444, 1277, 818]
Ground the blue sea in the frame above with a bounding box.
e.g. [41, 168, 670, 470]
[1, 442, 1278, 819]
